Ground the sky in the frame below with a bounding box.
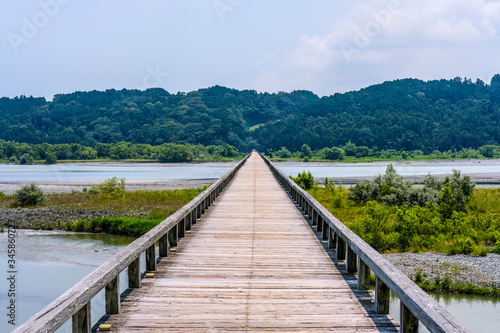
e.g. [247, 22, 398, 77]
[1, 0, 500, 99]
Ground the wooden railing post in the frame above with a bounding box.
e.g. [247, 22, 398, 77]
[105, 276, 120, 315]
[347, 246, 357, 273]
[317, 214, 323, 232]
[186, 212, 192, 231]
[128, 257, 141, 288]
[336, 236, 346, 260]
[72, 302, 90, 333]
[401, 302, 419, 333]
[375, 277, 390, 314]
[159, 233, 169, 257]
[168, 226, 178, 247]
[312, 210, 318, 226]
[322, 220, 328, 240]
[146, 244, 156, 272]
[178, 219, 186, 239]
[357, 258, 371, 290]
[197, 204, 202, 218]
[191, 208, 197, 225]
[328, 229, 336, 249]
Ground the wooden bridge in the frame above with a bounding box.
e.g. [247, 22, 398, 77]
[13, 152, 469, 333]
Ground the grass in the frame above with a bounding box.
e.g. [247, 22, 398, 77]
[0, 186, 204, 237]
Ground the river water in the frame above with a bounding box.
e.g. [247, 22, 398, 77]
[0, 230, 135, 333]
[1, 160, 500, 331]
[1, 159, 499, 182]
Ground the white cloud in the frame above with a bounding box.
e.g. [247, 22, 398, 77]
[253, 0, 500, 96]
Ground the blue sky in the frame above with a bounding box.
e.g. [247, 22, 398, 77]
[1, 0, 500, 99]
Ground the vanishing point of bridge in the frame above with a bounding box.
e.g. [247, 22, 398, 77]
[13, 152, 468, 333]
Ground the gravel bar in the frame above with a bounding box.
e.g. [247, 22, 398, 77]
[384, 252, 500, 287]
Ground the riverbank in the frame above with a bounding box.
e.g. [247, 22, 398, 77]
[384, 252, 500, 295]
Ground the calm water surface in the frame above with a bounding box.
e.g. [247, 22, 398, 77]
[1, 161, 499, 182]
[389, 292, 500, 332]
[0, 230, 135, 333]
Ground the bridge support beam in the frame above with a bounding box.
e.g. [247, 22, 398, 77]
[146, 244, 156, 272]
[336, 237, 346, 260]
[106, 276, 120, 315]
[347, 246, 357, 273]
[72, 302, 90, 333]
[128, 257, 141, 288]
[375, 277, 390, 314]
[401, 302, 419, 333]
[357, 259, 371, 290]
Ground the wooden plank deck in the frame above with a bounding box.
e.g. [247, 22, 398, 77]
[103, 152, 398, 332]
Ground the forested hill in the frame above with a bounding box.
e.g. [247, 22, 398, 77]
[0, 87, 318, 150]
[254, 75, 500, 153]
[1, 75, 500, 153]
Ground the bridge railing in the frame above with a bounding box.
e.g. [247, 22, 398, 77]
[12, 154, 250, 333]
[260, 153, 469, 333]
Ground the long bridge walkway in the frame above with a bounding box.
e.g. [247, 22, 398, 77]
[104, 152, 397, 332]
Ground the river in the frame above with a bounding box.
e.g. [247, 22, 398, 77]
[1, 159, 499, 183]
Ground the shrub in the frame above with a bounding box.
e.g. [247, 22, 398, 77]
[495, 240, 500, 254]
[88, 177, 125, 195]
[13, 183, 50, 207]
[290, 171, 316, 190]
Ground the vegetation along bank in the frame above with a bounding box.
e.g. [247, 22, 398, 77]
[294, 167, 500, 296]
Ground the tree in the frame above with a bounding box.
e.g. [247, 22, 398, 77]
[44, 152, 57, 164]
[323, 147, 345, 160]
[19, 153, 33, 165]
[300, 144, 312, 159]
[158, 144, 193, 163]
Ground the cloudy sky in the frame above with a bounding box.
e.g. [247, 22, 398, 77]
[2, 0, 500, 99]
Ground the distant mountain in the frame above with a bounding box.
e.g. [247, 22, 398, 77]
[1, 75, 499, 153]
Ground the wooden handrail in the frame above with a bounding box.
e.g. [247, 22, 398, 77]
[12, 153, 251, 333]
[260, 153, 469, 333]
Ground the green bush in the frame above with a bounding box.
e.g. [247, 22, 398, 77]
[290, 171, 316, 190]
[88, 177, 125, 195]
[13, 183, 50, 207]
[495, 240, 500, 254]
